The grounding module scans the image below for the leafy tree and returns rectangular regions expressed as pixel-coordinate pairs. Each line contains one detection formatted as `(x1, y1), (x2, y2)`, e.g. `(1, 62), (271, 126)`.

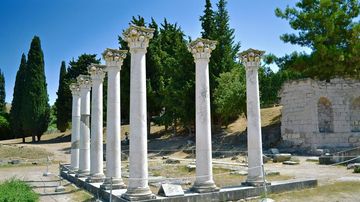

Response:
(0, 69), (6, 113)
(10, 54), (27, 142)
(55, 61), (71, 132)
(22, 36), (50, 142)
(275, 0), (360, 80)
(158, 20), (195, 133)
(214, 65), (246, 125)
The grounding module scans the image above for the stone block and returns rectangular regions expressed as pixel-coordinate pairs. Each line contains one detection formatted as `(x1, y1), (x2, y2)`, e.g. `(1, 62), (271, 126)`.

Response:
(273, 154), (292, 163)
(283, 161), (299, 165)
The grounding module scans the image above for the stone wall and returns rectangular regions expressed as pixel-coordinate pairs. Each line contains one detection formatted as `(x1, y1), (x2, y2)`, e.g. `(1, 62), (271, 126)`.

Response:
(280, 78), (360, 148)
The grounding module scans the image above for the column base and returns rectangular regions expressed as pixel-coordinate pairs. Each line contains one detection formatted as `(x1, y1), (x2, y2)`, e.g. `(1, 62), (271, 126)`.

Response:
(100, 177), (126, 190)
(75, 170), (89, 178)
(85, 173), (105, 183)
(121, 187), (155, 201)
(191, 181), (219, 193)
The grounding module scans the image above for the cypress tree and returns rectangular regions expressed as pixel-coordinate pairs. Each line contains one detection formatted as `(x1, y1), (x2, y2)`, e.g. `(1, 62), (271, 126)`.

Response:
(0, 69), (5, 113)
(200, 0), (216, 39)
(22, 36), (50, 142)
(10, 54), (27, 142)
(55, 61), (71, 132)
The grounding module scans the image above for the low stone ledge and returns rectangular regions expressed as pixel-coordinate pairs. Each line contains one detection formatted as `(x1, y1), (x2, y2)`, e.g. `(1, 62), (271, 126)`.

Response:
(60, 164), (317, 202)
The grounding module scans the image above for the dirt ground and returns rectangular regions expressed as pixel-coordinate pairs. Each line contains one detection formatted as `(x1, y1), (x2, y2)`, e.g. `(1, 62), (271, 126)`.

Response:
(0, 128), (359, 201)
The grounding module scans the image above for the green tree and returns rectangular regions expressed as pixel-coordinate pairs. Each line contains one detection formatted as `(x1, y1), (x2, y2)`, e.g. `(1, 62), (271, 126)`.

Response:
(200, 0), (241, 124)
(200, 0), (216, 39)
(158, 20), (195, 133)
(214, 65), (246, 125)
(22, 36), (50, 142)
(275, 0), (360, 80)
(55, 61), (71, 132)
(10, 54), (27, 142)
(0, 69), (6, 113)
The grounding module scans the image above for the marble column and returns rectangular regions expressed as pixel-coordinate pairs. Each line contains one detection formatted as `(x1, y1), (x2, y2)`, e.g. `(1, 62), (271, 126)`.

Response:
(239, 49), (266, 186)
(100, 49), (128, 190)
(86, 64), (106, 183)
(76, 75), (91, 178)
(122, 25), (155, 201)
(188, 38), (218, 193)
(70, 83), (81, 172)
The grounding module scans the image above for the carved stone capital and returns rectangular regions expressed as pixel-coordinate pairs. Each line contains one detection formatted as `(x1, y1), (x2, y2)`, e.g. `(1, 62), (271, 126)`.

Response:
(88, 64), (106, 82)
(123, 25), (154, 50)
(188, 38), (217, 61)
(102, 48), (128, 69)
(238, 48), (265, 69)
(77, 75), (92, 90)
(69, 83), (80, 96)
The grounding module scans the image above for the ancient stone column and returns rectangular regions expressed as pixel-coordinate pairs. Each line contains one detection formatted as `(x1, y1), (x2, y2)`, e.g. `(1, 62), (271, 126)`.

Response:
(122, 25), (155, 201)
(76, 75), (91, 177)
(239, 49), (266, 186)
(100, 49), (128, 190)
(86, 64), (106, 183)
(70, 83), (81, 172)
(188, 38), (218, 193)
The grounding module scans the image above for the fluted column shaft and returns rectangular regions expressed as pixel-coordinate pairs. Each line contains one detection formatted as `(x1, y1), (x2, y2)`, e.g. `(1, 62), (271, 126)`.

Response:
(101, 48), (127, 190)
(70, 84), (81, 171)
(122, 25), (155, 201)
(77, 75), (91, 177)
(87, 66), (106, 183)
(239, 49), (266, 186)
(189, 38), (218, 193)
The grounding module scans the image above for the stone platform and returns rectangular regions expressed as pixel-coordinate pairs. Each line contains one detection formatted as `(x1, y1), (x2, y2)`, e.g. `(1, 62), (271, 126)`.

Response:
(60, 164), (317, 202)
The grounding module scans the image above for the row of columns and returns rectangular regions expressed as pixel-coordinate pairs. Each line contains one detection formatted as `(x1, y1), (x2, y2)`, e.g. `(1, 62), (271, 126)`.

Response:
(69, 24), (266, 201)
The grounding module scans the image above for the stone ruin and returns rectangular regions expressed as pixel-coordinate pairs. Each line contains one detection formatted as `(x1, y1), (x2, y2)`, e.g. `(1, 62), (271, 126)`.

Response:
(280, 78), (360, 149)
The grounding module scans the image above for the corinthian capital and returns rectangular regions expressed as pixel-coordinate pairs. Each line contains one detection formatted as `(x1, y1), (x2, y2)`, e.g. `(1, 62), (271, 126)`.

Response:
(238, 48), (265, 69)
(102, 48), (128, 69)
(88, 64), (106, 82)
(123, 25), (155, 50)
(77, 75), (92, 90)
(69, 82), (80, 96)
(188, 38), (217, 61)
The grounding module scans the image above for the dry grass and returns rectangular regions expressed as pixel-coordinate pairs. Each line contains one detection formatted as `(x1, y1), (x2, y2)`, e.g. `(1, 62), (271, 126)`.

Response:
(149, 163), (292, 191)
(0, 144), (53, 160)
(253, 181), (360, 202)
(227, 106), (282, 133)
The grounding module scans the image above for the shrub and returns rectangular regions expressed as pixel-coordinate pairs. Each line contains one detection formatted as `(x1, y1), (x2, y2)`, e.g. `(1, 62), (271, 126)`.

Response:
(0, 113), (12, 140)
(354, 166), (360, 173)
(0, 178), (39, 202)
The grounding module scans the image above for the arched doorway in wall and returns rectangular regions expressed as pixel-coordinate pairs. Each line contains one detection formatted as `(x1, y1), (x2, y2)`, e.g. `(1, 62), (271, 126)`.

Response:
(318, 97), (334, 133)
(350, 97), (360, 132)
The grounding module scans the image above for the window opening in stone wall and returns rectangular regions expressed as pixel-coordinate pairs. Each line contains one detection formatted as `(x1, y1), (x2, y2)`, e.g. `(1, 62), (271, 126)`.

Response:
(318, 97), (333, 133)
(350, 97), (360, 132)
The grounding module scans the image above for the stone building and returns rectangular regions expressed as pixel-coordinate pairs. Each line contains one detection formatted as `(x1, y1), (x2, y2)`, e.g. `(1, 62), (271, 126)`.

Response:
(280, 78), (360, 148)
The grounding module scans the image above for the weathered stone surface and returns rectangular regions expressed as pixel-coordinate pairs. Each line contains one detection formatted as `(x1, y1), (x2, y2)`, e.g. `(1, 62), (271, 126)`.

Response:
(347, 163), (360, 169)
(280, 78), (360, 148)
(230, 170), (248, 176)
(186, 164), (196, 172)
(263, 155), (272, 163)
(266, 171), (280, 176)
(273, 154), (291, 162)
(283, 161), (299, 165)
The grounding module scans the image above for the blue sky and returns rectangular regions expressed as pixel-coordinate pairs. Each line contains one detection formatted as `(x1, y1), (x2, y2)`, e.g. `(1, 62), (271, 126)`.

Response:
(0, 0), (309, 105)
